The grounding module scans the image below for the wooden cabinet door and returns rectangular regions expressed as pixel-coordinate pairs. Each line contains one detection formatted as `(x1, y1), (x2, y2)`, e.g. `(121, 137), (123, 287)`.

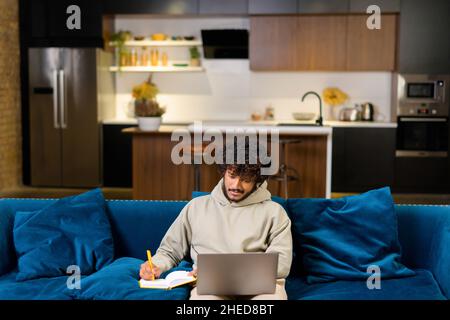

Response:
(250, 16), (298, 70)
(296, 15), (348, 70)
(346, 14), (397, 71)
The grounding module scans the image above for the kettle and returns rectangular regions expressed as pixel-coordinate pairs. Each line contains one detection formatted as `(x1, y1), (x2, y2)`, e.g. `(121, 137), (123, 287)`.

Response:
(361, 102), (374, 121)
(339, 105), (362, 121)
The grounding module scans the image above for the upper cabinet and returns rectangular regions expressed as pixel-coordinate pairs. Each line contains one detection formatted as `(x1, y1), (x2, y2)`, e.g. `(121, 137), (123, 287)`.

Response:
(249, 0), (297, 15)
(250, 16), (298, 70)
(349, 0), (400, 13)
(346, 14), (397, 71)
(103, 0), (198, 15)
(198, 0), (248, 15)
(297, 0), (349, 13)
(398, 0), (450, 74)
(296, 15), (348, 70)
(25, 0), (103, 47)
(250, 14), (398, 71)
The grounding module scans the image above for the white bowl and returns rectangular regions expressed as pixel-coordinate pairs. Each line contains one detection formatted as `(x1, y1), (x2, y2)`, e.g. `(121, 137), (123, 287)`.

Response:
(292, 112), (316, 121)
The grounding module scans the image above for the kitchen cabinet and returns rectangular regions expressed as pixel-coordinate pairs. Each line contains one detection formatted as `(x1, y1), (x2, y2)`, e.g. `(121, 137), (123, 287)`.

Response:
(249, 0), (297, 15)
(102, 124), (136, 188)
(332, 128), (396, 193)
(250, 14), (397, 71)
(250, 16), (298, 70)
(198, 0), (248, 15)
(398, 0), (450, 74)
(297, 0), (349, 13)
(349, 0), (400, 13)
(103, 0), (198, 15)
(26, 0), (103, 47)
(296, 15), (347, 70)
(394, 157), (450, 193)
(346, 14), (397, 71)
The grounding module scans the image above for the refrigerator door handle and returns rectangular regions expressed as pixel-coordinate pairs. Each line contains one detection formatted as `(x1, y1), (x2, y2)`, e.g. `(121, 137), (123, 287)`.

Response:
(59, 69), (67, 129)
(52, 70), (60, 129)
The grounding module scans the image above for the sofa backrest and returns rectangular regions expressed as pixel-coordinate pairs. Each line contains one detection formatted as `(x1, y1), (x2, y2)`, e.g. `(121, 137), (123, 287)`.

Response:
(1, 198), (448, 275)
(0, 198), (188, 269)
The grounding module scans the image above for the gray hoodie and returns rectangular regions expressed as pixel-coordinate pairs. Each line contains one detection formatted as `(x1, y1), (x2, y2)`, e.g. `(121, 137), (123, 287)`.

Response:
(152, 179), (293, 278)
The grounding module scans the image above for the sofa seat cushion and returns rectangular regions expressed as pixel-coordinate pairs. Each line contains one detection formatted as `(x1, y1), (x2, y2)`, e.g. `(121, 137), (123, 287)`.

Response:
(0, 270), (71, 300)
(66, 257), (193, 300)
(286, 269), (445, 300)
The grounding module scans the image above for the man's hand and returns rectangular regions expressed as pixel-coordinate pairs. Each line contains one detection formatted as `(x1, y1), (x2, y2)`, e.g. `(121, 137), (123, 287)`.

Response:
(139, 262), (162, 280)
(187, 268), (197, 278)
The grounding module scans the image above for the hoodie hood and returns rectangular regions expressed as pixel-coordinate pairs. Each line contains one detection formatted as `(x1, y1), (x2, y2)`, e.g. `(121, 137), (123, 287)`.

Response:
(211, 178), (272, 207)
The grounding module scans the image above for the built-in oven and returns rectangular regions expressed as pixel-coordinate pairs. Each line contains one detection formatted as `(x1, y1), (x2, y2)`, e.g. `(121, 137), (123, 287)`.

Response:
(394, 74), (450, 158)
(396, 116), (448, 157)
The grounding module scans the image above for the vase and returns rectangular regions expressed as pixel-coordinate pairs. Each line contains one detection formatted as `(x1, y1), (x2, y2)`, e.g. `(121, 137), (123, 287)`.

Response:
(138, 117), (162, 131)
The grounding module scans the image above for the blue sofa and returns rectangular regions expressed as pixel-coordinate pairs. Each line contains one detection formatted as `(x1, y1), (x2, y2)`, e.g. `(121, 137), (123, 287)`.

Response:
(0, 198), (448, 300)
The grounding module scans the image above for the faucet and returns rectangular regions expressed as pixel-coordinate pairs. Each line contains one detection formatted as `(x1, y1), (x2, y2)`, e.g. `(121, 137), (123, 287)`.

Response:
(301, 91), (323, 126)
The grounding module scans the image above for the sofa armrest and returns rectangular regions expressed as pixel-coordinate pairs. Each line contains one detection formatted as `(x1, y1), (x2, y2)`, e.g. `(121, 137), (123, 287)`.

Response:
(396, 205), (450, 299)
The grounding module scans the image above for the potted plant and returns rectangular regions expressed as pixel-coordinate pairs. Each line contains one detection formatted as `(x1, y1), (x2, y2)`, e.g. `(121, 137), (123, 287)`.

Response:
(189, 46), (201, 67)
(132, 75), (166, 131)
(110, 30), (132, 68)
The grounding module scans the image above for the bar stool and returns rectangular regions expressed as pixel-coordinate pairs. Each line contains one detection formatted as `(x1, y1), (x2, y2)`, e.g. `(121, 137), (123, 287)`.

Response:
(269, 138), (301, 198)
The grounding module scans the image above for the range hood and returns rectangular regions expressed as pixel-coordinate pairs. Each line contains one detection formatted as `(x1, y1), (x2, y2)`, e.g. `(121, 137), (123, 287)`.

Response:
(201, 29), (248, 59)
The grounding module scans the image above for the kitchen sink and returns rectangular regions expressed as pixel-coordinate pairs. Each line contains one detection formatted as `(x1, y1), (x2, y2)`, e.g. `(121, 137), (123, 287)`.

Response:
(277, 123), (321, 127)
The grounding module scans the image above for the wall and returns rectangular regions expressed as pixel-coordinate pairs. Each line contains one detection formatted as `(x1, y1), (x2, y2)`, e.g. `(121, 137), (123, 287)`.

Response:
(0, 0), (22, 190)
(113, 17), (393, 123)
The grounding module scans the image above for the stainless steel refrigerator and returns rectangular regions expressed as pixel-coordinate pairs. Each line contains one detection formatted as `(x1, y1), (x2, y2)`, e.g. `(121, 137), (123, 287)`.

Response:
(28, 48), (111, 187)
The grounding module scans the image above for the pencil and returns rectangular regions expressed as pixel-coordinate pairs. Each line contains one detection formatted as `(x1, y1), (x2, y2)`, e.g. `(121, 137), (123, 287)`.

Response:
(146, 249), (155, 281)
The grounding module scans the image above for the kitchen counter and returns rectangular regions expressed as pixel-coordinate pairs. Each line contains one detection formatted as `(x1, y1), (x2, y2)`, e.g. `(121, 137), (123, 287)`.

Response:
(103, 118), (397, 128)
(124, 124), (332, 200)
(122, 123), (332, 136)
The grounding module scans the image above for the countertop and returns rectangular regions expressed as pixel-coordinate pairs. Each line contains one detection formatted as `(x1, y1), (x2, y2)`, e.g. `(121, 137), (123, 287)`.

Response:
(103, 118), (397, 128)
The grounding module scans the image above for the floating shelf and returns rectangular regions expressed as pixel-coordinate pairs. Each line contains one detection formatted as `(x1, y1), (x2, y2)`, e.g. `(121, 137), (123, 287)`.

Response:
(109, 40), (202, 47)
(109, 65), (204, 73)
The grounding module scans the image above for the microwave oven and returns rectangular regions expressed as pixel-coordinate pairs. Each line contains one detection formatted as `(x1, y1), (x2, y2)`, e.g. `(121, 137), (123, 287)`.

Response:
(393, 74), (450, 117)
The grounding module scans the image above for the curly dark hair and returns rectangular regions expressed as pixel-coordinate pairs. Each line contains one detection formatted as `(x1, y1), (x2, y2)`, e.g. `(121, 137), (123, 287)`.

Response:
(217, 138), (270, 185)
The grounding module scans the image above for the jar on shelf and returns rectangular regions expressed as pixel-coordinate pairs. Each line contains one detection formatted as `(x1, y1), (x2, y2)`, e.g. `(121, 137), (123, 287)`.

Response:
(150, 49), (159, 66)
(120, 50), (129, 66)
(141, 47), (149, 66)
(130, 48), (138, 66)
(161, 52), (168, 66)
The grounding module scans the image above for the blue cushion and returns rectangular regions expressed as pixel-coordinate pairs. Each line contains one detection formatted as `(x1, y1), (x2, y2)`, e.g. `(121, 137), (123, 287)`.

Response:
(288, 187), (415, 284)
(286, 269), (445, 300)
(0, 270), (71, 300)
(13, 188), (115, 281)
(105, 200), (187, 260)
(66, 257), (193, 300)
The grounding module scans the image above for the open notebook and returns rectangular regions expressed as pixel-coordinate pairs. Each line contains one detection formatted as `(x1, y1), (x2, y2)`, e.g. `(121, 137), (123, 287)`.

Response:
(139, 271), (196, 290)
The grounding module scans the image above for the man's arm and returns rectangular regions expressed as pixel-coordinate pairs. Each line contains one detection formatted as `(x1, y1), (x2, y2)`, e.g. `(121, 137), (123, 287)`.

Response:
(151, 204), (193, 274)
(266, 207), (293, 279)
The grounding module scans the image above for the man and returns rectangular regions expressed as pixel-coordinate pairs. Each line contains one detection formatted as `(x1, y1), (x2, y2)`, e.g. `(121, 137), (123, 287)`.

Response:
(139, 143), (293, 300)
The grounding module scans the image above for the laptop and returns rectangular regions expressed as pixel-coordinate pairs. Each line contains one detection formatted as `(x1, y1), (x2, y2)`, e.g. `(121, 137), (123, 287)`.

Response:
(196, 253), (278, 296)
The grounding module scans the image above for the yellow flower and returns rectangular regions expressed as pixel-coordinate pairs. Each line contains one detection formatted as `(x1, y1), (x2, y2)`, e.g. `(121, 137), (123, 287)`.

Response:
(323, 87), (349, 106)
(132, 81), (159, 100)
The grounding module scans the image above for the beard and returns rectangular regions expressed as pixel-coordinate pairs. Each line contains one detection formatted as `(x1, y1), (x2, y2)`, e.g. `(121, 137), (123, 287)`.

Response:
(221, 181), (257, 203)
